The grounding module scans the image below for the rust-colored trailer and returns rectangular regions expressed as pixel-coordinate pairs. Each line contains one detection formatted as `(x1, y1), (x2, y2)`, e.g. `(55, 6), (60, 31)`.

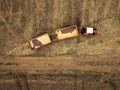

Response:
(55, 25), (79, 40)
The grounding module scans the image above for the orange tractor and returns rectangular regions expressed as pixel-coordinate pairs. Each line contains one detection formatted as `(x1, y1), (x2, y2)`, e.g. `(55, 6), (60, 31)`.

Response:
(81, 26), (99, 36)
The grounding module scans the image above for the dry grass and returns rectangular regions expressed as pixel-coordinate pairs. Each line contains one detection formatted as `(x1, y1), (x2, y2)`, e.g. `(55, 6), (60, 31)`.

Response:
(0, 0), (120, 56)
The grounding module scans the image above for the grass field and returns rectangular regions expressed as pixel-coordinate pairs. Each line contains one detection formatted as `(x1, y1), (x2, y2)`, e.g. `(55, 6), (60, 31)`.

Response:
(0, 0), (120, 89)
(0, 0), (120, 56)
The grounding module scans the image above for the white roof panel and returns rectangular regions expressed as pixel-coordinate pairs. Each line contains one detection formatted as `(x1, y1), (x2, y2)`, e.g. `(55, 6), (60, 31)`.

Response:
(87, 28), (93, 34)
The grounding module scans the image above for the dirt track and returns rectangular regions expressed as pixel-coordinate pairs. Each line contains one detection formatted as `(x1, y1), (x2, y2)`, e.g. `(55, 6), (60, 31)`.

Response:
(0, 56), (120, 90)
(0, 56), (120, 72)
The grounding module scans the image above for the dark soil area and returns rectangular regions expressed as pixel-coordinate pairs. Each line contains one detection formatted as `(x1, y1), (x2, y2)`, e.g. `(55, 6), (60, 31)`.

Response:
(0, 56), (120, 90)
(0, 70), (120, 90)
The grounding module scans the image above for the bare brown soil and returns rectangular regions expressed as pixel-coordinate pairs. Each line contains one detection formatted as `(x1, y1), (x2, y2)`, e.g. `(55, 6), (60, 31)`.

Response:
(0, 56), (120, 72)
(0, 56), (120, 90)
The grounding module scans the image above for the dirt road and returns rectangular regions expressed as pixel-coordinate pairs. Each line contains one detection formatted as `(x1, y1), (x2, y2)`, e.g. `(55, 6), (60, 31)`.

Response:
(0, 56), (120, 72)
(0, 56), (120, 90)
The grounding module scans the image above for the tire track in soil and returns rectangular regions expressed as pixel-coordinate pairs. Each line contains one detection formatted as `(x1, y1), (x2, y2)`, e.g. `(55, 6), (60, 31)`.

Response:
(16, 73), (30, 90)
(102, 0), (112, 17)
(81, 0), (87, 26)
(16, 79), (22, 90)
(103, 80), (117, 90)
(73, 75), (77, 90)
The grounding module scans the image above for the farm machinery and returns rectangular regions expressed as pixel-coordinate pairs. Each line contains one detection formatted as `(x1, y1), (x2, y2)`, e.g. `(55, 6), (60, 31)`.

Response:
(29, 25), (99, 49)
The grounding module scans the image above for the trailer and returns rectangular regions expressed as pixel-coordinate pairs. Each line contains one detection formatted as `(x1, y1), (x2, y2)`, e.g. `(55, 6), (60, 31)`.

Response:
(29, 33), (52, 49)
(55, 25), (79, 40)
